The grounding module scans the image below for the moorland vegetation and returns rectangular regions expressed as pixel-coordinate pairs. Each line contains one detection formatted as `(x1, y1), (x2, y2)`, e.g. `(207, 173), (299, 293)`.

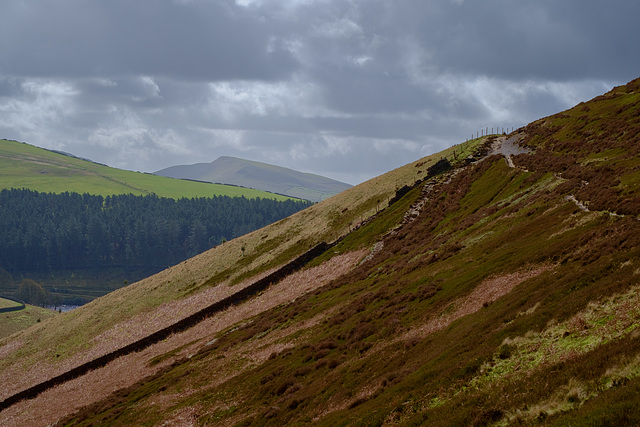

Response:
(1, 78), (640, 426)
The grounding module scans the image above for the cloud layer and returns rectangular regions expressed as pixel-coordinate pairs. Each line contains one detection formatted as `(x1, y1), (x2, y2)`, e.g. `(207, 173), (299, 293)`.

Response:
(1, 0), (638, 184)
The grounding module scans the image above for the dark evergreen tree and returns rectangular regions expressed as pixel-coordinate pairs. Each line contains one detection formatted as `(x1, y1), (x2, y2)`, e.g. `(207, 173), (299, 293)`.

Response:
(0, 189), (312, 280)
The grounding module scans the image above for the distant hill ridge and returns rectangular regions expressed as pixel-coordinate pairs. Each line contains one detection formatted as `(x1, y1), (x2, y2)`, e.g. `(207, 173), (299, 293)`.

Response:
(0, 139), (294, 201)
(4, 78), (640, 426)
(155, 156), (352, 202)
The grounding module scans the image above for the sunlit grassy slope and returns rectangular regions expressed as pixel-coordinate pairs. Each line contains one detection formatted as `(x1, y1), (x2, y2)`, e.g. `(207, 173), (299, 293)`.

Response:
(0, 133), (481, 381)
(0, 139), (294, 200)
(2, 78), (640, 426)
(0, 299), (58, 340)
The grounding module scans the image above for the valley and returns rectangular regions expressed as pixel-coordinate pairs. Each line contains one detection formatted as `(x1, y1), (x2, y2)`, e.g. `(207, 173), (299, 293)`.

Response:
(1, 78), (640, 426)
(0, 140), (312, 307)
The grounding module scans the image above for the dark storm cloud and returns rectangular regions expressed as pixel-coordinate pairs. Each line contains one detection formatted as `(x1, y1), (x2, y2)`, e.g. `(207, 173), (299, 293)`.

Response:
(423, 0), (640, 81)
(0, 0), (638, 184)
(287, 0), (640, 117)
(0, 0), (296, 81)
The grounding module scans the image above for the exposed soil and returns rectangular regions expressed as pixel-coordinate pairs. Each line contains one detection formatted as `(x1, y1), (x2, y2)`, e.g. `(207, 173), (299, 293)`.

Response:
(490, 133), (530, 168)
(0, 250), (366, 427)
(406, 264), (553, 341)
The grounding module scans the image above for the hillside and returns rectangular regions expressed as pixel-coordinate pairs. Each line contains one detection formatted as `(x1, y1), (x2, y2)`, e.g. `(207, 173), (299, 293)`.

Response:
(0, 140), (309, 306)
(0, 139), (293, 201)
(0, 298), (58, 340)
(1, 78), (640, 426)
(155, 156), (352, 202)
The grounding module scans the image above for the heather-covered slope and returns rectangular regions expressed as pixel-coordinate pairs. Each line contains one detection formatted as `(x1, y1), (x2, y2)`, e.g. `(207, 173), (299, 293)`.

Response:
(0, 133), (472, 424)
(1, 78), (640, 426)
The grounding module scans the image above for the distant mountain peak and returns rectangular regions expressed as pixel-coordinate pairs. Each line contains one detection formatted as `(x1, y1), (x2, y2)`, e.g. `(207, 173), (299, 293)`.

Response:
(155, 156), (352, 202)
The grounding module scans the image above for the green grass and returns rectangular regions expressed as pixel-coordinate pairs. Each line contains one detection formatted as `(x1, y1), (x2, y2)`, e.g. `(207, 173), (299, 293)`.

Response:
(79, 142), (640, 426)
(0, 139), (295, 200)
(0, 299), (58, 339)
(0, 298), (21, 310)
(6, 76), (640, 426)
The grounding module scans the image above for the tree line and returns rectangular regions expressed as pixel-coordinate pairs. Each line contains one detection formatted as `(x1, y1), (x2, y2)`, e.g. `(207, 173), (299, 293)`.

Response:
(0, 189), (311, 276)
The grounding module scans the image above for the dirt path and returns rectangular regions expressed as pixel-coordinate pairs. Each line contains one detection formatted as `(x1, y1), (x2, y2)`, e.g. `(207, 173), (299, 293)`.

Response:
(490, 133), (530, 168)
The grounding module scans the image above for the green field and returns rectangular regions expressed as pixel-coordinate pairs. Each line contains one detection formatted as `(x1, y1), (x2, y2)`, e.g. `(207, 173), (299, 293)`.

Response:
(0, 298), (58, 339)
(3, 78), (640, 427)
(0, 298), (21, 310)
(0, 139), (294, 200)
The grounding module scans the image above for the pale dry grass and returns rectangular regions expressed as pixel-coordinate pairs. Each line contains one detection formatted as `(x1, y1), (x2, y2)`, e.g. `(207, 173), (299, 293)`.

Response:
(0, 142), (455, 388)
(0, 268), (275, 401)
(90, 268), (277, 352)
(0, 250), (366, 427)
(0, 340), (23, 359)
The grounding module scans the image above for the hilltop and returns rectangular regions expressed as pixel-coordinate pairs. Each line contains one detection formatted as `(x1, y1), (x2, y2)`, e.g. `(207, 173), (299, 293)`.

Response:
(155, 156), (352, 202)
(0, 139), (294, 201)
(1, 77), (640, 426)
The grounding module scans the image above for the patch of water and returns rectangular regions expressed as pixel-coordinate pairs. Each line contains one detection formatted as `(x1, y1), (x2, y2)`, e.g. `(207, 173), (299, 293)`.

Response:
(45, 304), (81, 312)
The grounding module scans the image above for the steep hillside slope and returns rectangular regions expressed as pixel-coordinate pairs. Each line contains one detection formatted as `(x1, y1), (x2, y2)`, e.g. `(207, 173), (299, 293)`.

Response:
(0, 134), (473, 425)
(155, 156), (353, 202)
(0, 140), (293, 200)
(1, 78), (640, 426)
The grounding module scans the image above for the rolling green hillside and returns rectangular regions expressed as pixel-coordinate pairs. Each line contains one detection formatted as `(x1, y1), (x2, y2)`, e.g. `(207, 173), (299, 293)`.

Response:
(1, 78), (640, 426)
(0, 139), (293, 201)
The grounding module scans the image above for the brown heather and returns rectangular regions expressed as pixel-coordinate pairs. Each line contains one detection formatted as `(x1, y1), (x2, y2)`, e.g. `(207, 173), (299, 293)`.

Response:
(2, 78), (640, 426)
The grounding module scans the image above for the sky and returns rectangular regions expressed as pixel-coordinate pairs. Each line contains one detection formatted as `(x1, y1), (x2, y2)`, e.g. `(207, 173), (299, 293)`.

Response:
(1, 1), (638, 185)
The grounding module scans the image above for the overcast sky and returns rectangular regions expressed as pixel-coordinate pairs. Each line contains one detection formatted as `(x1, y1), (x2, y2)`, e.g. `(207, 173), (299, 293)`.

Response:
(1, 0), (638, 185)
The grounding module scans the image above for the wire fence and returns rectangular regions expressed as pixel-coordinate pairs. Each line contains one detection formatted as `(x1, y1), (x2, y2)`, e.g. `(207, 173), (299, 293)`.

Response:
(467, 127), (516, 142)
